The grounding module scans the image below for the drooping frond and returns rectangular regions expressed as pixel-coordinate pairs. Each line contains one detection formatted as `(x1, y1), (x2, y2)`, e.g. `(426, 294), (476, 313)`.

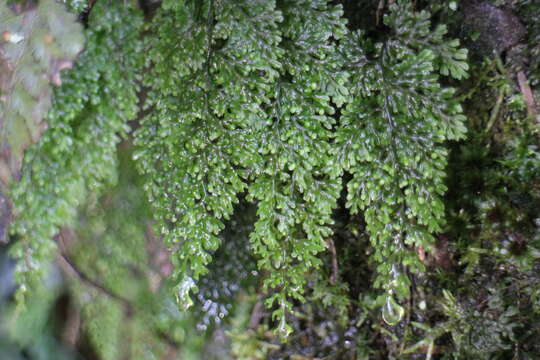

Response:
(336, 0), (467, 312)
(246, 0), (348, 336)
(0, 0), (83, 242)
(10, 0), (142, 302)
(135, 0), (283, 309)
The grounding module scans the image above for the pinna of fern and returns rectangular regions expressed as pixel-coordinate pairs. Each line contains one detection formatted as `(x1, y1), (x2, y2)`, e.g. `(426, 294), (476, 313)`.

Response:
(134, 0), (284, 310)
(10, 0), (143, 302)
(335, 0), (467, 322)
(135, 0), (350, 337)
(246, 0), (348, 337)
(0, 0), (84, 243)
(7, 0), (471, 336)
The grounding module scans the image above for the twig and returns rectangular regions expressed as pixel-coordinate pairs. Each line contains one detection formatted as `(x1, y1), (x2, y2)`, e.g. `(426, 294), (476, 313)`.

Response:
(517, 71), (538, 121)
(249, 297), (265, 329)
(57, 228), (132, 309)
(61, 300), (80, 347)
(485, 86), (505, 134)
(56, 252), (132, 310)
(57, 227), (183, 350)
(57, 252), (182, 349)
(376, 0), (385, 26)
(326, 238), (339, 285)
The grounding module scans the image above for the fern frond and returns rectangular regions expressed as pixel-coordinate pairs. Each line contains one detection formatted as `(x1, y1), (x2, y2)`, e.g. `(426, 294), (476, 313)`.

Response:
(10, 0), (142, 302)
(336, 0), (467, 303)
(0, 0), (84, 242)
(135, 0), (283, 310)
(247, 0), (348, 336)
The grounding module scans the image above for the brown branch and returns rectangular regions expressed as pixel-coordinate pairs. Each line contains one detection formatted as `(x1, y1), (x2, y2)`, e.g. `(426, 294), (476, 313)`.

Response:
(56, 252), (132, 310)
(517, 71), (538, 121)
(376, 0), (385, 26)
(56, 232), (182, 351)
(56, 228), (133, 310)
(486, 86), (505, 134)
(326, 238), (339, 285)
(249, 297), (265, 329)
(61, 301), (81, 348)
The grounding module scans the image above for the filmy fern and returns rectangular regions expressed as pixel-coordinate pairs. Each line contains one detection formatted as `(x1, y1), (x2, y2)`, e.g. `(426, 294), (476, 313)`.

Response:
(9, 0), (469, 336)
(5, 0), (540, 358)
(135, 0), (283, 312)
(136, 0), (351, 335)
(335, 0), (467, 318)
(247, 0), (347, 336)
(10, 0), (142, 302)
(0, 0), (83, 242)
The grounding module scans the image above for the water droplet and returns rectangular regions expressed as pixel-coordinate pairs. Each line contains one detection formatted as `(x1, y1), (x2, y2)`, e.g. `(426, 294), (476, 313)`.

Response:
(382, 295), (404, 326)
(176, 276), (196, 311)
(278, 315), (292, 342)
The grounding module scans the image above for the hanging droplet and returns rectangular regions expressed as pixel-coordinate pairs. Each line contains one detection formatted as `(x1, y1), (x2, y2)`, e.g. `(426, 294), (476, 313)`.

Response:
(277, 314), (292, 342)
(389, 264), (400, 288)
(382, 295), (405, 326)
(176, 276), (196, 311)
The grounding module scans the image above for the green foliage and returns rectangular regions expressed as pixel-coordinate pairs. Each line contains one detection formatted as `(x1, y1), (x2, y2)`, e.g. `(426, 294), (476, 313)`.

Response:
(60, 146), (181, 360)
(10, 0), (142, 302)
(135, 0), (283, 312)
(8, 0), (469, 339)
(405, 289), (519, 359)
(516, 0), (540, 86)
(61, 0), (88, 14)
(0, 0), (83, 241)
(82, 296), (123, 360)
(247, 0), (347, 337)
(5, 279), (61, 348)
(336, 0), (467, 304)
(405, 33), (540, 359)
(136, 0), (348, 335)
(5, 0), (540, 359)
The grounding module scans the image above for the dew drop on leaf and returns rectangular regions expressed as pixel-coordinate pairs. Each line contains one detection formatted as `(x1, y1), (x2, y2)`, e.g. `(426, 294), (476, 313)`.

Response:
(278, 314), (292, 342)
(382, 294), (405, 326)
(176, 276), (196, 311)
